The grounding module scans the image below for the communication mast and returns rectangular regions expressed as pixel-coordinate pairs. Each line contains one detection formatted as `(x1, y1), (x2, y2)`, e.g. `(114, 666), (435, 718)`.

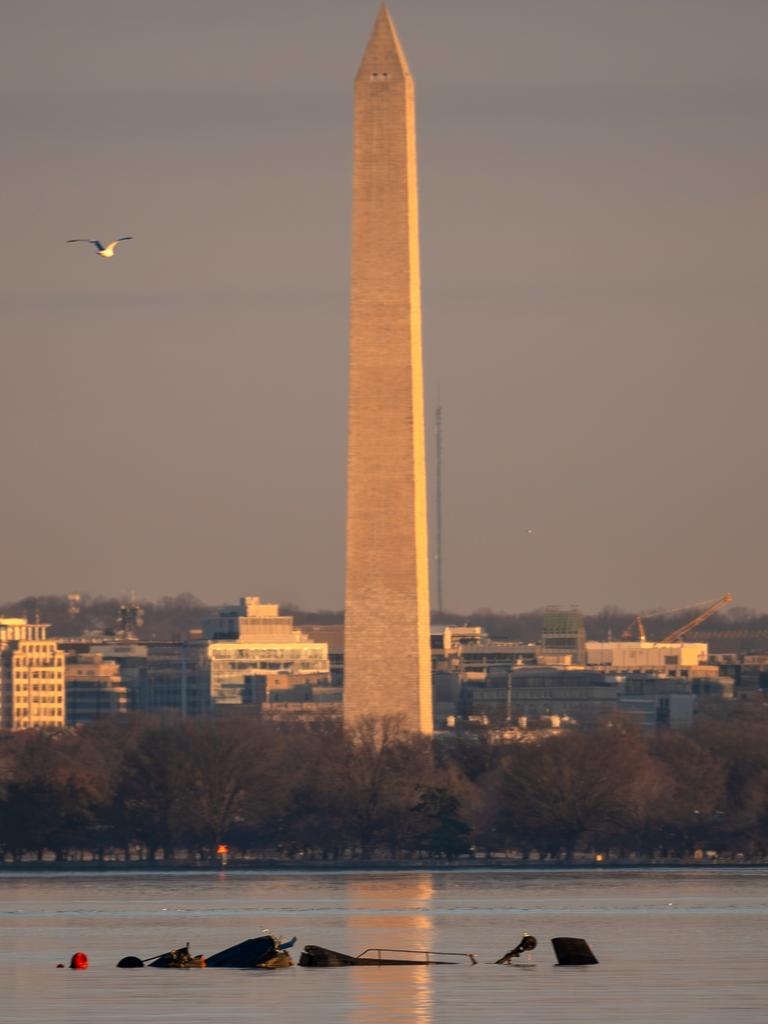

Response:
(435, 398), (444, 613)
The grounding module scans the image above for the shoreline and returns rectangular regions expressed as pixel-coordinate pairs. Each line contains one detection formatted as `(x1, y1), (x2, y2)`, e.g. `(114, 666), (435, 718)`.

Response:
(1, 859), (766, 873)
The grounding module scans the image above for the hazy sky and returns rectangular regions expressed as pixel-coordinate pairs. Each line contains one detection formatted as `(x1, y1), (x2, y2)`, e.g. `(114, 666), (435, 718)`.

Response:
(2, 0), (766, 614)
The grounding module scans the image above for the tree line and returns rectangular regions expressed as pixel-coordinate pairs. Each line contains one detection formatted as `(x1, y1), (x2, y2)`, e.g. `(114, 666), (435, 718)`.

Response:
(1, 701), (768, 864)
(2, 592), (765, 650)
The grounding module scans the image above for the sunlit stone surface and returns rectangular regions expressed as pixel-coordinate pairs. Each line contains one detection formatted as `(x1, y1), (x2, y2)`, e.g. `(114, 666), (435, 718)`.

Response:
(344, 6), (432, 734)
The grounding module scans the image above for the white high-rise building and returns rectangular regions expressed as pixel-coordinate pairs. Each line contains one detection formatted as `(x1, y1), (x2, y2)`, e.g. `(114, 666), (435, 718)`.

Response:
(0, 617), (65, 730)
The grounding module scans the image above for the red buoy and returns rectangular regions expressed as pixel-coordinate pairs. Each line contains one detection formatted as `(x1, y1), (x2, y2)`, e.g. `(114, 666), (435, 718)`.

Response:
(70, 952), (89, 970)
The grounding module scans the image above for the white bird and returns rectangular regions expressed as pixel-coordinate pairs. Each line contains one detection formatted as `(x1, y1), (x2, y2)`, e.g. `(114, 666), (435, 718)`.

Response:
(66, 236), (133, 259)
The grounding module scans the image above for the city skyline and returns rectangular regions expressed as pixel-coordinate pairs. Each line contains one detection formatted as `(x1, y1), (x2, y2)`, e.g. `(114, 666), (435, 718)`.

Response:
(2, 1), (766, 613)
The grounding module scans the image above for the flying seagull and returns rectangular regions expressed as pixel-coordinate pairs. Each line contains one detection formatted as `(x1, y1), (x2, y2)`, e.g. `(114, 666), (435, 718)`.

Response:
(66, 236), (133, 259)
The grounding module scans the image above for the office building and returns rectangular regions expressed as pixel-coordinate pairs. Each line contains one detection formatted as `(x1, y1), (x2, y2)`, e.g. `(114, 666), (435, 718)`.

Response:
(0, 617), (65, 730)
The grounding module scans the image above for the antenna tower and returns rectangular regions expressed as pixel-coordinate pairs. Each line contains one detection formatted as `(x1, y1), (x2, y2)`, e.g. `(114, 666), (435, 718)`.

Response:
(435, 398), (444, 613)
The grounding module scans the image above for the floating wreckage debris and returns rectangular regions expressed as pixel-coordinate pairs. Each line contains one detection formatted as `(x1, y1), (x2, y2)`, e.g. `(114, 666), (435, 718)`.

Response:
(116, 932), (598, 971)
(147, 945), (206, 969)
(115, 956), (145, 969)
(494, 933), (538, 964)
(205, 935), (295, 969)
(300, 933), (598, 969)
(551, 937), (599, 966)
(117, 944), (205, 969)
(117, 933), (295, 970)
(299, 933), (540, 968)
(299, 945), (479, 967)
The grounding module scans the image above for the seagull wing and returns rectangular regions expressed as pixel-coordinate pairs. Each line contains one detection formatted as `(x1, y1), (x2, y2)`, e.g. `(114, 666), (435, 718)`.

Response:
(99, 237), (132, 254)
(66, 239), (101, 247)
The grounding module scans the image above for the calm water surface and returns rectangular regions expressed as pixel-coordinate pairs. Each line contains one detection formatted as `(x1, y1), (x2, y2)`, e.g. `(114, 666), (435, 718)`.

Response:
(0, 869), (765, 1023)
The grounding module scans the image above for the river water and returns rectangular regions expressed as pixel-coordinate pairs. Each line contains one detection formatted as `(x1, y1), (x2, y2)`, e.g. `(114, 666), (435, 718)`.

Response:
(0, 868), (765, 1023)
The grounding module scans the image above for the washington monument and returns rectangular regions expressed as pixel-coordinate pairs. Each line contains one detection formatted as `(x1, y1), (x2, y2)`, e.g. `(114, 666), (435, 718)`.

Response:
(343, 6), (432, 734)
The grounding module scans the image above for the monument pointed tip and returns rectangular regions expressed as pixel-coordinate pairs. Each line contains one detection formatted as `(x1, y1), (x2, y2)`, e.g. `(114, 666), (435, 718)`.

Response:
(357, 4), (411, 80)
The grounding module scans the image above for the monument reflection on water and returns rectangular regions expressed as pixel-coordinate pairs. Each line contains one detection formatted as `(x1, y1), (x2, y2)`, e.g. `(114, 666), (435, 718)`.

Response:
(344, 875), (433, 1024)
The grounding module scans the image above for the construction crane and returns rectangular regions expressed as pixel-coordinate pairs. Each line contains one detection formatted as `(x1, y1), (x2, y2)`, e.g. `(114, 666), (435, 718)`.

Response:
(660, 593), (733, 643)
(621, 615), (648, 642)
(620, 606), (677, 641)
(621, 593), (734, 643)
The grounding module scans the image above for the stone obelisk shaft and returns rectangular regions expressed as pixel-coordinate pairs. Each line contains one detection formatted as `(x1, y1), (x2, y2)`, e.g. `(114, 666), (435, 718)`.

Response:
(344, 6), (432, 734)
